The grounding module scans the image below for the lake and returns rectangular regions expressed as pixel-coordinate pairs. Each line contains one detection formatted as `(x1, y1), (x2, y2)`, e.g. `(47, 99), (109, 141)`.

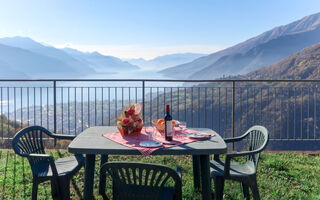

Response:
(0, 69), (186, 112)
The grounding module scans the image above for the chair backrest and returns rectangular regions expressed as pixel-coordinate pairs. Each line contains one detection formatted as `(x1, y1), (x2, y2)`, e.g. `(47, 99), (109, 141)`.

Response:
(12, 126), (53, 172)
(245, 126), (269, 168)
(100, 162), (182, 200)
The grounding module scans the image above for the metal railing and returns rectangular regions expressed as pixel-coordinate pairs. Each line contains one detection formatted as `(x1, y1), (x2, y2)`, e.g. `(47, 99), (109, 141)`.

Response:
(0, 79), (320, 150)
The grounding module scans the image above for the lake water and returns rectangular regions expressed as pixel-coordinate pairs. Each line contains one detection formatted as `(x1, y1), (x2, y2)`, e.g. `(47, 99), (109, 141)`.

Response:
(77, 69), (183, 87)
(85, 69), (170, 79)
(0, 70), (186, 111)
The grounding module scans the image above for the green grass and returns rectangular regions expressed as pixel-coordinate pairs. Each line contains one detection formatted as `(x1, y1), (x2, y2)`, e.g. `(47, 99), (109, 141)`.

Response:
(1, 150), (320, 199)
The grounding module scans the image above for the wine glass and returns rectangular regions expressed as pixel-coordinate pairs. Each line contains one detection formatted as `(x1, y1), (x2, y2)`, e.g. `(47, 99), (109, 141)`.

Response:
(179, 121), (187, 136)
(145, 126), (154, 141)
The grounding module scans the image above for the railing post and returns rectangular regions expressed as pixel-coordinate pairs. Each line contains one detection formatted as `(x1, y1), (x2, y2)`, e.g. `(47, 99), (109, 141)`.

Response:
(232, 80), (235, 151)
(53, 80), (57, 147)
(142, 80), (145, 122)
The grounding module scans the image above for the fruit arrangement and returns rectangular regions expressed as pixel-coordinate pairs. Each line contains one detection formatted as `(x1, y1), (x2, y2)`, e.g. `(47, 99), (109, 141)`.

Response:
(152, 119), (179, 133)
(116, 104), (144, 136)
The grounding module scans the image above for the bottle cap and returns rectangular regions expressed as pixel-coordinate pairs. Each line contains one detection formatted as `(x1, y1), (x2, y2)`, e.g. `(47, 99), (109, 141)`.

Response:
(166, 104), (170, 112)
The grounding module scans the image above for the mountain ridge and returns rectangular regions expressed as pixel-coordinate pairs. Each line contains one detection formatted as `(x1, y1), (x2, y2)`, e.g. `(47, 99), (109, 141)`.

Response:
(0, 43), (83, 78)
(0, 37), (140, 77)
(62, 47), (140, 72)
(126, 53), (206, 70)
(0, 37), (96, 74)
(191, 27), (320, 79)
(160, 12), (320, 79)
(241, 42), (320, 80)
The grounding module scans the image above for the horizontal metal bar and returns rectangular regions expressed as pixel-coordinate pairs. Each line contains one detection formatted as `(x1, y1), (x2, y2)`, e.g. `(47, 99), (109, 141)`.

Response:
(2, 138), (320, 141)
(0, 78), (319, 83)
(0, 137), (56, 140)
(269, 139), (320, 141)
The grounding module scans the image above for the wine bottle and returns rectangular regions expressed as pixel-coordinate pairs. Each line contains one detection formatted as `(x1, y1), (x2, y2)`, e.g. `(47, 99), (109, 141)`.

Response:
(164, 104), (173, 141)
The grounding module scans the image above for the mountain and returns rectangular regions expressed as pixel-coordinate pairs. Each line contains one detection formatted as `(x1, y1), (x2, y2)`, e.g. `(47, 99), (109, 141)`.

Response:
(126, 53), (206, 70)
(63, 48), (140, 73)
(192, 27), (320, 79)
(242, 42), (320, 80)
(228, 43), (320, 150)
(156, 43), (320, 150)
(160, 12), (320, 79)
(0, 43), (84, 78)
(0, 59), (28, 78)
(0, 36), (140, 77)
(0, 37), (95, 74)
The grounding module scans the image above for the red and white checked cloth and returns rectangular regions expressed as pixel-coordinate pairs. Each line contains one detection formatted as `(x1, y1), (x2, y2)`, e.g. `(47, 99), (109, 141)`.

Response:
(102, 127), (214, 156)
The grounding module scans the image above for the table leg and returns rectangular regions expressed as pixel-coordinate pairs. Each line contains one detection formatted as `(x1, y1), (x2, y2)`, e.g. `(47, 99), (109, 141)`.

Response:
(84, 154), (96, 200)
(192, 155), (201, 191)
(200, 155), (212, 200)
(99, 154), (108, 195)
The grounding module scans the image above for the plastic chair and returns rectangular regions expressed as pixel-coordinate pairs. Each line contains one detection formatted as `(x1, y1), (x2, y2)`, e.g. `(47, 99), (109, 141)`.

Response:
(211, 125), (269, 200)
(100, 162), (182, 200)
(12, 126), (84, 200)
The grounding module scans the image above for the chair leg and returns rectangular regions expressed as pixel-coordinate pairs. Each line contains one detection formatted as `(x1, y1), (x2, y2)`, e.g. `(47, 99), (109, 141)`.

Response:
(192, 155), (201, 192)
(51, 179), (59, 200)
(32, 180), (38, 200)
(241, 182), (250, 200)
(99, 154), (108, 195)
(214, 176), (225, 200)
(249, 176), (260, 200)
(57, 177), (71, 200)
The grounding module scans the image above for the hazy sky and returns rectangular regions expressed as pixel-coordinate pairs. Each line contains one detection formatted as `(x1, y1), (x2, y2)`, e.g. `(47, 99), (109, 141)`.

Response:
(0, 0), (319, 59)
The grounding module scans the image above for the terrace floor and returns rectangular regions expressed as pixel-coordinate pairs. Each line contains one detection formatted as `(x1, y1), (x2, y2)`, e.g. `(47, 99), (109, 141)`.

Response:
(0, 150), (320, 199)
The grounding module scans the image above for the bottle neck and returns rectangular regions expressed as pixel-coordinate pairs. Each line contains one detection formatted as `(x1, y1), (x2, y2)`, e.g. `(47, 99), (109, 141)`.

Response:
(166, 105), (170, 114)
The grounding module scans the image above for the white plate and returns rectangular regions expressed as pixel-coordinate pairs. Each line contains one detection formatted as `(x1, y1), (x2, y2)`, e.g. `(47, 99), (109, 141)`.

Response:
(187, 132), (208, 139)
(139, 140), (163, 148)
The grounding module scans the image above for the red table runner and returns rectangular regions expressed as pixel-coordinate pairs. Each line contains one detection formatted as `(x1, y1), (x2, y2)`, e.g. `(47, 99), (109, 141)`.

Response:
(102, 127), (214, 156)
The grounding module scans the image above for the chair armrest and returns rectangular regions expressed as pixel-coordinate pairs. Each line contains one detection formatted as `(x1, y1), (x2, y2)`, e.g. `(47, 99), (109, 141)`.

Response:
(29, 153), (54, 159)
(226, 144), (265, 159)
(224, 135), (245, 143)
(223, 149), (262, 177)
(28, 153), (59, 176)
(176, 167), (182, 179)
(50, 133), (76, 140)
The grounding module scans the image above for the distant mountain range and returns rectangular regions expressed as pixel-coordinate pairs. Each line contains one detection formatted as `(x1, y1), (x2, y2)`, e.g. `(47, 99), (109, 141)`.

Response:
(160, 12), (320, 80)
(125, 53), (206, 70)
(232, 43), (320, 150)
(240, 42), (320, 80)
(2, 11), (320, 80)
(156, 43), (320, 150)
(62, 47), (139, 73)
(0, 37), (139, 78)
(192, 28), (320, 80)
(0, 43), (85, 78)
(0, 36), (208, 78)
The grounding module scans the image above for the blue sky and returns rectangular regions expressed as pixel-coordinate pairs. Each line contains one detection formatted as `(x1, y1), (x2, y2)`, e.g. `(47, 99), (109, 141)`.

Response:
(0, 0), (319, 59)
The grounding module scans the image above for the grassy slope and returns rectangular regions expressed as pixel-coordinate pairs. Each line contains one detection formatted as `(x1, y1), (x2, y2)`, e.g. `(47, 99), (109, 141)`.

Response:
(0, 150), (320, 200)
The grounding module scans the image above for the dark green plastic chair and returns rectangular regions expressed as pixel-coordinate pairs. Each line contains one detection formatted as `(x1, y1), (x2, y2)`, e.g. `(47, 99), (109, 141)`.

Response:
(100, 162), (182, 200)
(211, 125), (269, 200)
(12, 126), (84, 200)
